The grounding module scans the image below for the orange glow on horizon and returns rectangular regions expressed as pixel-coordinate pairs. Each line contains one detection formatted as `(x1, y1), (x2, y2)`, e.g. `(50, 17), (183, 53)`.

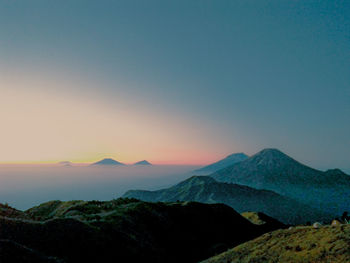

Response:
(0, 71), (240, 165)
(0, 152), (222, 166)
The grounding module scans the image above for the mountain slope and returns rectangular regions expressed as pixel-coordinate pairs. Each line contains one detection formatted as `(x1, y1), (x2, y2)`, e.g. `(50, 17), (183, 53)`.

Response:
(91, 158), (125, 166)
(134, 160), (152, 165)
(1, 199), (271, 263)
(0, 203), (30, 220)
(123, 176), (328, 224)
(195, 153), (248, 174)
(210, 148), (350, 215)
(202, 224), (350, 263)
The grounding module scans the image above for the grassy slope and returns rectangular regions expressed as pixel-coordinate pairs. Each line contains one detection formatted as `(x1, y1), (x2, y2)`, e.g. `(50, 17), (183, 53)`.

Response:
(241, 211), (285, 227)
(202, 224), (350, 263)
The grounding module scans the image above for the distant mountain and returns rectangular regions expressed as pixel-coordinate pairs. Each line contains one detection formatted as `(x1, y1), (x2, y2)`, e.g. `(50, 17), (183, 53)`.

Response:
(195, 153), (248, 174)
(202, 224), (350, 263)
(123, 176), (328, 224)
(134, 160), (152, 165)
(91, 158), (125, 166)
(210, 148), (350, 215)
(2, 199), (277, 263)
(57, 161), (72, 167)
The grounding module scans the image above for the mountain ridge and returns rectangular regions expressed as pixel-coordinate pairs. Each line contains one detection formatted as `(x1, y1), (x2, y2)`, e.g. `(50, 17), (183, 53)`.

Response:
(123, 175), (329, 224)
(210, 148), (350, 215)
(195, 153), (249, 174)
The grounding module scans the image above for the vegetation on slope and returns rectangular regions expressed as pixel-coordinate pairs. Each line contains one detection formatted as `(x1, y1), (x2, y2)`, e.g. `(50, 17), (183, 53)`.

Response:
(241, 212), (285, 227)
(0, 203), (30, 219)
(202, 224), (350, 263)
(0, 198), (276, 263)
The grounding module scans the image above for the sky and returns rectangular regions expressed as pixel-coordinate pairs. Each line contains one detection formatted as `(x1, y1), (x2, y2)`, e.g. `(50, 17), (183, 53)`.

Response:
(0, 0), (349, 169)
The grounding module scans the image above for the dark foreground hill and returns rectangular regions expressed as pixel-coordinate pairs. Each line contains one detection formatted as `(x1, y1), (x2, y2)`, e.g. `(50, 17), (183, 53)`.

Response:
(124, 176), (329, 225)
(0, 199), (280, 263)
(202, 224), (350, 263)
(210, 148), (350, 215)
(0, 240), (62, 263)
(0, 203), (30, 219)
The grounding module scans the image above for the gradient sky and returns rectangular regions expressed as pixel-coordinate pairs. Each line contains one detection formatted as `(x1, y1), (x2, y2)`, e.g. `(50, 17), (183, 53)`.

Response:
(0, 1), (349, 169)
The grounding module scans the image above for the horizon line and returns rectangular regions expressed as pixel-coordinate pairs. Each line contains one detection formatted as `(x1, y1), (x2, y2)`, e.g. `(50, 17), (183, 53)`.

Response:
(0, 161), (205, 166)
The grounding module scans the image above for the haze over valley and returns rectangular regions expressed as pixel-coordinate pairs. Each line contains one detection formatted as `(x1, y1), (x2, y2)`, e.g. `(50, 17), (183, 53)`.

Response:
(0, 164), (199, 210)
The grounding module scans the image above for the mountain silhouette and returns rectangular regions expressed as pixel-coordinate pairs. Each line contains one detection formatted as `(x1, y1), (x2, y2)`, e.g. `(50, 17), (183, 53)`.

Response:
(57, 161), (72, 167)
(134, 160), (152, 165)
(91, 158), (125, 166)
(195, 153), (248, 174)
(210, 148), (350, 215)
(123, 176), (328, 224)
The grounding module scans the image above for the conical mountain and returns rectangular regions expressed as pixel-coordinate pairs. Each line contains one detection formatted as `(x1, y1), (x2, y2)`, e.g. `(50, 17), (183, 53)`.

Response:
(195, 153), (248, 174)
(210, 148), (350, 215)
(91, 158), (125, 166)
(211, 148), (350, 187)
(134, 160), (152, 165)
(211, 149), (321, 186)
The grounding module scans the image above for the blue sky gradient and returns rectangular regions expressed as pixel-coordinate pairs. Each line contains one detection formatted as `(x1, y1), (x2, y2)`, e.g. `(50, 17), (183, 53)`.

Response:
(0, 0), (349, 170)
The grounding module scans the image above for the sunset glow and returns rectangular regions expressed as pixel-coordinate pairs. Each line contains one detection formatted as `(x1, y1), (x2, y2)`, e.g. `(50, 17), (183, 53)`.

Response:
(0, 69), (240, 165)
(0, 0), (348, 169)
